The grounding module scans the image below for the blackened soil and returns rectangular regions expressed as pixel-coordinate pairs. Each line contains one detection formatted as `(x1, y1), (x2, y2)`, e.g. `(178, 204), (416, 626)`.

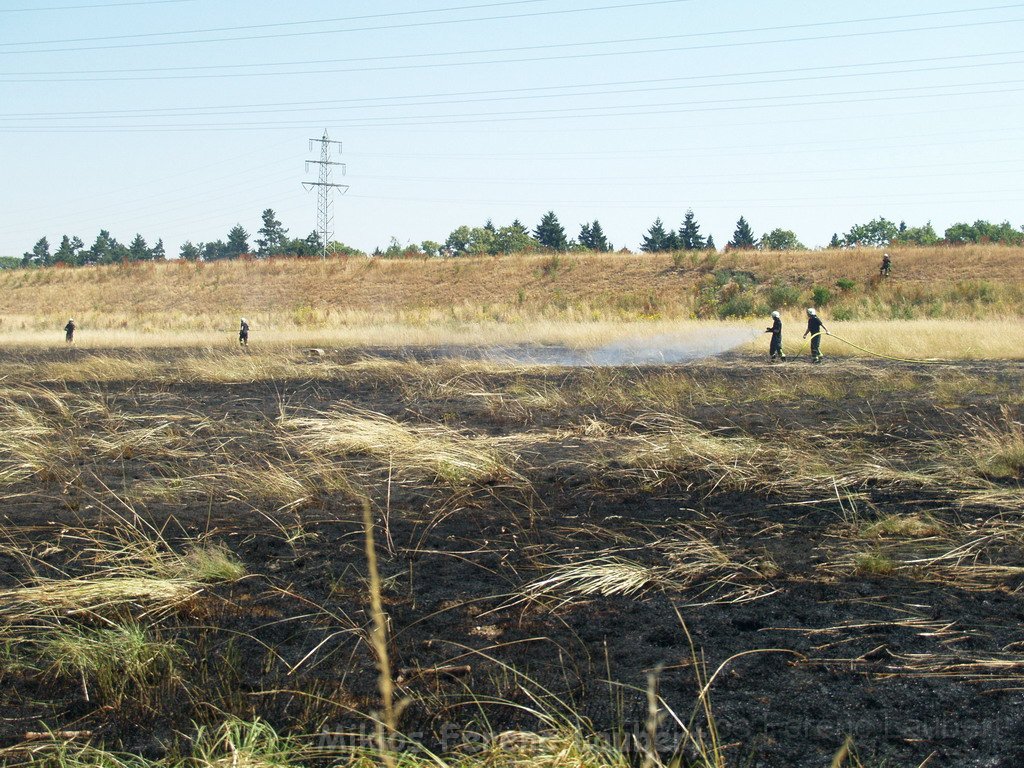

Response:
(0, 348), (1022, 767)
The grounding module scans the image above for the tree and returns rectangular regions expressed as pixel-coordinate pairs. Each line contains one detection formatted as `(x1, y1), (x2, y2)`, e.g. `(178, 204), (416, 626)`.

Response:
(843, 217), (899, 247)
(759, 228), (805, 251)
(828, 233), (843, 249)
(728, 216), (757, 250)
(705, 234), (716, 252)
(22, 236), (51, 267)
(533, 211), (568, 251)
(256, 208), (289, 256)
(83, 230), (124, 265)
(421, 240), (442, 258)
(128, 233), (150, 261)
(893, 222), (938, 246)
(493, 220), (534, 254)
(944, 219), (1024, 245)
(678, 209), (706, 250)
(53, 235), (84, 266)
(202, 240), (228, 261)
(225, 225), (250, 258)
(179, 241), (202, 261)
(445, 225), (488, 256)
(151, 238), (166, 261)
(304, 230), (324, 256)
(640, 217), (672, 252)
(578, 220), (611, 252)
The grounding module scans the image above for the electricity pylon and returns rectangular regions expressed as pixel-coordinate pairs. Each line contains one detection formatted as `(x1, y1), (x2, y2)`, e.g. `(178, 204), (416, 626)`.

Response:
(302, 130), (349, 259)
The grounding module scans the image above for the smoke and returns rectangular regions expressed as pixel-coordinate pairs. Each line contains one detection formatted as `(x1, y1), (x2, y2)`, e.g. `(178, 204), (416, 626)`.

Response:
(476, 328), (761, 367)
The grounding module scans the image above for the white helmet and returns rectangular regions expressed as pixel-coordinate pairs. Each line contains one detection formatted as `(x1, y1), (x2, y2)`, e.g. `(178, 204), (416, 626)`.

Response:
(771, 311), (780, 319)
(241, 318), (247, 323)
(807, 308), (817, 316)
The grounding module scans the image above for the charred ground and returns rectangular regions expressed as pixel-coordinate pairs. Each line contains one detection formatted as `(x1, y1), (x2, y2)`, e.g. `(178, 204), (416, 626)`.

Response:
(0, 347), (1022, 767)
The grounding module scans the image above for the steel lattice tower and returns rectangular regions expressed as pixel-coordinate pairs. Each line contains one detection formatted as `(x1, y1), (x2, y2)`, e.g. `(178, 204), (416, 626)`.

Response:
(303, 130), (349, 259)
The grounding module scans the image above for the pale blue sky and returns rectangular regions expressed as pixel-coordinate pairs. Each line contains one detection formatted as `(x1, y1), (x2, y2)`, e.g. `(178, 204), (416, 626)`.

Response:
(1, 0), (1022, 256)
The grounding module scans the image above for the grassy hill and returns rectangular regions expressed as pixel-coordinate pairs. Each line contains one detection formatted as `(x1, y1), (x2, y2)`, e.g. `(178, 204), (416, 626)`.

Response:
(0, 245), (1021, 356)
(1, 245), (1021, 323)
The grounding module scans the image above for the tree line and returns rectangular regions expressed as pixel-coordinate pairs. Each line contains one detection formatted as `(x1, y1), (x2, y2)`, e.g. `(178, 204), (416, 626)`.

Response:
(15, 208), (1024, 268)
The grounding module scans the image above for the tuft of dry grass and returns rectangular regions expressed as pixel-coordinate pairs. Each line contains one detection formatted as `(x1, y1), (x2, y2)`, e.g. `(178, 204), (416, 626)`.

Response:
(282, 407), (522, 488)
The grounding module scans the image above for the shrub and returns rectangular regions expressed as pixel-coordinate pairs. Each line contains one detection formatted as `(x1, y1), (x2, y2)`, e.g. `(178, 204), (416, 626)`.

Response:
(836, 278), (857, 292)
(718, 293), (755, 318)
(765, 281), (802, 309)
(811, 286), (832, 307)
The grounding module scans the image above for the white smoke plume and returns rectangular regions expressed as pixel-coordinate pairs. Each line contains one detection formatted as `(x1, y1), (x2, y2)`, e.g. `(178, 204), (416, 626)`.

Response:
(478, 327), (761, 367)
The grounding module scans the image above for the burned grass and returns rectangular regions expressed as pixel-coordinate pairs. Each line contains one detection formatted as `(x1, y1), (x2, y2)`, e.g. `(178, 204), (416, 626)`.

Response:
(0, 349), (1022, 766)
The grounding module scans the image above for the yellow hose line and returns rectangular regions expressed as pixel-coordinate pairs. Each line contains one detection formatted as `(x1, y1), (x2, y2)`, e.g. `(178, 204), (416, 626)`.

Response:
(776, 332), (945, 364)
(826, 332), (946, 364)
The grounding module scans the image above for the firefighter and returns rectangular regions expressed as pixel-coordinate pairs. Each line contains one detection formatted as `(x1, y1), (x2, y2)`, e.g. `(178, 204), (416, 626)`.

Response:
(880, 252), (892, 277)
(64, 318), (76, 344)
(803, 308), (829, 363)
(765, 310), (785, 361)
(239, 318), (250, 347)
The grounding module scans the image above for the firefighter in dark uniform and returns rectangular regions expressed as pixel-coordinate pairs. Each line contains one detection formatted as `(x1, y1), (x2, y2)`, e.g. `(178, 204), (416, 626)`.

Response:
(765, 310), (785, 361)
(239, 318), (250, 347)
(64, 318), (76, 344)
(803, 308), (829, 363)
(880, 252), (892, 277)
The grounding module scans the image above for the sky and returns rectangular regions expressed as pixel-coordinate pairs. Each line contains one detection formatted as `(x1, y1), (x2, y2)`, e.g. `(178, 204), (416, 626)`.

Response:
(1, 0), (1023, 257)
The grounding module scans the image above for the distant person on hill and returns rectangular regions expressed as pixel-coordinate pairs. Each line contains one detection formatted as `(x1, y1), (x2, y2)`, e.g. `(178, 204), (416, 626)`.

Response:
(64, 318), (76, 344)
(880, 252), (892, 277)
(239, 318), (249, 347)
(765, 310), (785, 361)
(803, 308), (829, 364)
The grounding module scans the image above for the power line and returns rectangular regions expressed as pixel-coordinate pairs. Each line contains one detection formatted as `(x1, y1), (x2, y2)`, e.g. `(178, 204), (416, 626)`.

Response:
(5, 16), (1022, 82)
(4, 53), (1024, 122)
(0, 0), (194, 12)
(5, 26), (1023, 83)
(0, 0), (550, 42)
(3, 79), (1022, 132)
(0, 0), (694, 53)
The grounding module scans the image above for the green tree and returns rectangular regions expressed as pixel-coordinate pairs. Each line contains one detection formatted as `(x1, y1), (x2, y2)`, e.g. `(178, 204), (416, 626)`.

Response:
(179, 241), (202, 261)
(944, 220), (1024, 245)
(493, 220), (534, 254)
(202, 240), (228, 261)
(84, 230), (123, 265)
(533, 211), (568, 251)
(759, 228), (805, 251)
(327, 241), (364, 257)
(893, 222), (938, 246)
(255, 208), (289, 256)
(304, 230), (324, 256)
(53, 235), (84, 266)
(444, 225), (495, 256)
(678, 209), (706, 250)
(728, 216), (757, 250)
(151, 238), (166, 261)
(421, 240), (442, 258)
(705, 234), (716, 252)
(578, 220), (611, 252)
(828, 233), (843, 249)
(844, 217), (899, 247)
(225, 225), (250, 258)
(128, 233), (150, 261)
(444, 225), (472, 256)
(640, 217), (671, 252)
(22, 236), (51, 267)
